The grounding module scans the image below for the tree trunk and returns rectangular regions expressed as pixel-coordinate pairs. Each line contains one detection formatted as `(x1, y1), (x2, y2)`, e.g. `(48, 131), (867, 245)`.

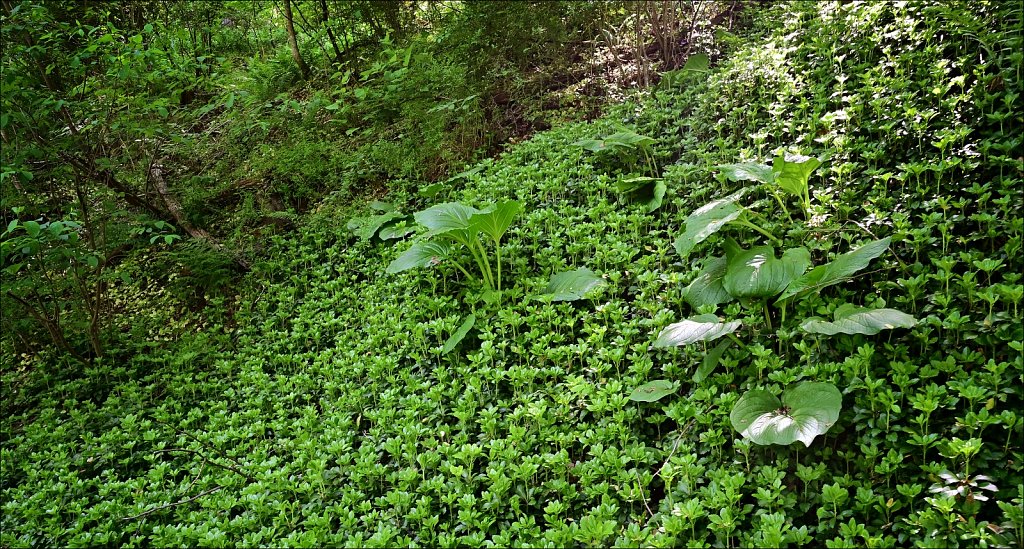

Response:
(319, 0), (345, 66)
(149, 166), (252, 271)
(283, 0), (311, 79)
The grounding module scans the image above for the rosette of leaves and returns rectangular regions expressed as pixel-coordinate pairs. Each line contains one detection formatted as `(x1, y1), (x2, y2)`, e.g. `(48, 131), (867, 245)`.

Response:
(386, 201), (521, 291)
(730, 382), (842, 447)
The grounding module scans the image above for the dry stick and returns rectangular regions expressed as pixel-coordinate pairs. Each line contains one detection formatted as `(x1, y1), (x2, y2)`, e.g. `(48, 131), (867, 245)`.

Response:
(152, 448), (255, 482)
(121, 485), (225, 521)
(148, 417), (255, 481)
(636, 469), (656, 518)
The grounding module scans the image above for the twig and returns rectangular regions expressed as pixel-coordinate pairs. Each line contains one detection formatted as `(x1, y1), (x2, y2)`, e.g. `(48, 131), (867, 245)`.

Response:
(153, 448), (254, 482)
(121, 485), (224, 521)
(636, 469), (655, 518)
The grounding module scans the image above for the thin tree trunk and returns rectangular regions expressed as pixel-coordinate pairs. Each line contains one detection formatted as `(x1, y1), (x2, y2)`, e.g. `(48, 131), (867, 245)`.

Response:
(283, 0), (311, 79)
(319, 0), (345, 66)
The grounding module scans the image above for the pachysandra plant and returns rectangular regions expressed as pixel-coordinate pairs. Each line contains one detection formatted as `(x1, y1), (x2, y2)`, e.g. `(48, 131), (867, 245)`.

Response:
(386, 200), (522, 292)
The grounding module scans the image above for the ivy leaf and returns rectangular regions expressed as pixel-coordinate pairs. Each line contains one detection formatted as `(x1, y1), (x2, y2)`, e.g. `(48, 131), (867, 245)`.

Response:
(628, 379), (676, 402)
(442, 314), (476, 355)
(539, 268), (608, 301)
(730, 382), (842, 447)
(654, 314), (741, 347)
(673, 189), (746, 258)
(723, 243), (811, 299)
(801, 305), (917, 335)
(386, 241), (452, 273)
(776, 237), (891, 304)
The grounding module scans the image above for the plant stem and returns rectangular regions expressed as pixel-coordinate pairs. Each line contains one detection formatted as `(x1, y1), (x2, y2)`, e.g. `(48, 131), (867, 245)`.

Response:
(733, 218), (782, 245)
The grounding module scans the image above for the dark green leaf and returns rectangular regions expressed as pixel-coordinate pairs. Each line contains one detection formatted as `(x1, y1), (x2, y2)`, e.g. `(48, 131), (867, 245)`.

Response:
(442, 314), (476, 355)
(776, 238), (891, 304)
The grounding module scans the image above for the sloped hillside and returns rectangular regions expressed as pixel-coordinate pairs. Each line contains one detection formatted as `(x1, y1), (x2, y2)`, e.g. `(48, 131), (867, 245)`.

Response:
(2, 1), (1021, 546)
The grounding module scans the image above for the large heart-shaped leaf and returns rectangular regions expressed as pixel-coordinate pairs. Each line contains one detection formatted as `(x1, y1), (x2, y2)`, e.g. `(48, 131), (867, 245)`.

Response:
(628, 379), (677, 402)
(617, 177), (667, 213)
(414, 202), (486, 234)
(616, 176), (659, 193)
(470, 200), (521, 243)
(723, 242), (811, 299)
(775, 237), (891, 304)
(654, 314), (741, 348)
(604, 130), (657, 149)
(673, 190), (746, 258)
(730, 382), (842, 447)
(801, 304), (917, 335)
(718, 162), (774, 185)
(539, 268), (608, 301)
(682, 256), (733, 309)
(772, 153), (823, 197)
(442, 314), (476, 355)
(386, 241), (452, 273)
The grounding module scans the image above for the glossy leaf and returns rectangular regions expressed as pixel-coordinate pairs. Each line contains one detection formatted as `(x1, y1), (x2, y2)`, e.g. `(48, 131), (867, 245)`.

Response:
(628, 379), (676, 402)
(442, 314), (476, 355)
(723, 243), (811, 298)
(414, 202), (486, 234)
(772, 153), (823, 197)
(673, 190), (746, 258)
(540, 268), (607, 301)
(730, 382), (842, 447)
(386, 241), (452, 273)
(470, 200), (521, 243)
(682, 256), (733, 309)
(718, 162), (773, 185)
(654, 314), (741, 347)
(694, 340), (732, 384)
(801, 304), (917, 335)
(776, 237), (891, 304)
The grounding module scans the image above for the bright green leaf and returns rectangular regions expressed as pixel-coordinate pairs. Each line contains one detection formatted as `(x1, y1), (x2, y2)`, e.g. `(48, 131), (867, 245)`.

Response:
(718, 162), (774, 185)
(801, 305), (917, 335)
(730, 382), (842, 447)
(442, 314), (476, 355)
(655, 314), (741, 347)
(386, 241), (452, 274)
(540, 268), (608, 301)
(776, 237), (891, 304)
(723, 244), (811, 298)
(673, 190), (746, 258)
(628, 379), (676, 402)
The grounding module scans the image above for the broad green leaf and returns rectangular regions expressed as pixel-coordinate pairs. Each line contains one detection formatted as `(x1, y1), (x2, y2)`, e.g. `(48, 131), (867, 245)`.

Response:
(414, 202), (485, 233)
(386, 241), (452, 274)
(683, 256), (733, 309)
(718, 162), (774, 185)
(5, 219), (17, 234)
(572, 138), (609, 153)
(801, 305), (917, 335)
(540, 268), (608, 301)
(723, 244), (811, 298)
(628, 379), (676, 402)
(377, 221), (416, 240)
(730, 382), (842, 447)
(654, 314), (741, 347)
(442, 314), (476, 355)
(418, 182), (444, 197)
(370, 201), (395, 212)
(694, 340), (732, 384)
(775, 237), (891, 304)
(24, 220), (40, 237)
(681, 53), (710, 72)
(772, 153), (822, 197)
(616, 176), (659, 193)
(645, 180), (667, 213)
(604, 130), (656, 149)
(470, 200), (521, 243)
(348, 211), (405, 240)
(673, 189), (746, 258)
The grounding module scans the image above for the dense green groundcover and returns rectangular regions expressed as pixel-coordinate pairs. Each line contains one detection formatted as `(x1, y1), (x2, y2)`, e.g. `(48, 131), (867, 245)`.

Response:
(2, 0), (1022, 546)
